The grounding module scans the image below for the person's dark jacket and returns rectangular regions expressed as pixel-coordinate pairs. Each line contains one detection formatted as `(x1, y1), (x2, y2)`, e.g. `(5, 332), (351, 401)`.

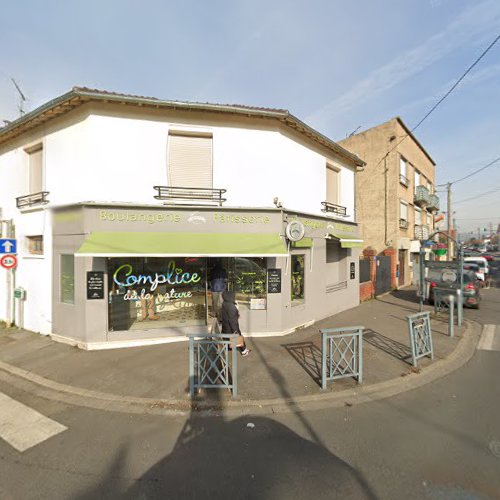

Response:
(221, 291), (241, 334)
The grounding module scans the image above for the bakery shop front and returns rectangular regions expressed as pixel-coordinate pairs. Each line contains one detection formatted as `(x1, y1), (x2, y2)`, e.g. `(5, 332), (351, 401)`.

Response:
(51, 203), (361, 349)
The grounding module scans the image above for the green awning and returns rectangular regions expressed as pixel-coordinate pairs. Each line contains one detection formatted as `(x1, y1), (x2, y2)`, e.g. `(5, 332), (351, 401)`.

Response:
(339, 239), (364, 248)
(76, 232), (288, 257)
(291, 237), (313, 248)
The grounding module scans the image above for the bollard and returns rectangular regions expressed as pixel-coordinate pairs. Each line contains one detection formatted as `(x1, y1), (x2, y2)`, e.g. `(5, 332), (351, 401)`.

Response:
(448, 294), (455, 337)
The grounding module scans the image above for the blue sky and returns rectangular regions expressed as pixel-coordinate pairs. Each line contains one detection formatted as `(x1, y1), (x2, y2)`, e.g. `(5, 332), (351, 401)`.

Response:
(1, 0), (499, 237)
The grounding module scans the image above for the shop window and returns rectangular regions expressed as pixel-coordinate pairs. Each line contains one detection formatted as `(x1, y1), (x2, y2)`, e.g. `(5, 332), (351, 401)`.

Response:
(60, 254), (75, 304)
(26, 235), (43, 255)
(108, 257), (207, 332)
(291, 254), (305, 303)
(167, 132), (213, 188)
(26, 144), (43, 194)
(225, 257), (267, 309)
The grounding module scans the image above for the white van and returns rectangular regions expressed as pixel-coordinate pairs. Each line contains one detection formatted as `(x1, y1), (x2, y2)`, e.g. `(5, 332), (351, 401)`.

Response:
(464, 257), (489, 277)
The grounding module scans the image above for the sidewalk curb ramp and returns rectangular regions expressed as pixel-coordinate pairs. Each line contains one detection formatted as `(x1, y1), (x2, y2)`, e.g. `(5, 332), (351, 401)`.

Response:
(0, 320), (481, 417)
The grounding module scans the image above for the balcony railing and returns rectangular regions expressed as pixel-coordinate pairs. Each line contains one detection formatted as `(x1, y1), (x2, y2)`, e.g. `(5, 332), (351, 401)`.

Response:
(16, 191), (50, 209)
(321, 201), (348, 217)
(414, 225), (430, 241)
(414, 185), (430, 207)
(399, 174), (410, 187)
(154, 186), (227, 206)
(399, 218), (408, 229)
(427, 194), (440, 212)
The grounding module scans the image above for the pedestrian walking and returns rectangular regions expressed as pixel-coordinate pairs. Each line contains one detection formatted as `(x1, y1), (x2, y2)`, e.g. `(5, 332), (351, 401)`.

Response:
(220, 291), (250, 356)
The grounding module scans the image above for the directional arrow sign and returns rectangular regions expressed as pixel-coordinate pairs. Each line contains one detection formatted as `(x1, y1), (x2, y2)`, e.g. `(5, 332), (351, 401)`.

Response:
(0, 239), (17, 254)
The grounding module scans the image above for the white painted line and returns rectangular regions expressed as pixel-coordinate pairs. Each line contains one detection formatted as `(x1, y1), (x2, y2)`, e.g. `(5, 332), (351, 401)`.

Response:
(0, 392), (67, 452)
(477, 325), (497, 351)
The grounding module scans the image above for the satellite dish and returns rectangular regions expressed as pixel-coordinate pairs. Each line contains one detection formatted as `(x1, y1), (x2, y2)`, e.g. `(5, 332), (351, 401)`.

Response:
(285, 220), (305, 242)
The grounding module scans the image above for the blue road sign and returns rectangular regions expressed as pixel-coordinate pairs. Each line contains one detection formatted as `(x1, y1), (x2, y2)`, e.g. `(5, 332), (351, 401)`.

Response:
(0, 239), (17, 254)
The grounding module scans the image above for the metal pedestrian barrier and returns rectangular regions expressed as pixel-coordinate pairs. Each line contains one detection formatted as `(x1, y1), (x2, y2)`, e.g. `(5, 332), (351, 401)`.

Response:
(320, 326), (364, 389)
(188, 333), (239, 397)
(407, 312), (434, 367)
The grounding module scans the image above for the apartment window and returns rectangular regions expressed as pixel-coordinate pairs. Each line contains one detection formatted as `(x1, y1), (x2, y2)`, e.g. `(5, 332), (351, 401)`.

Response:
(399, 157), (410, 187)
(414, 207), (422, 226)
(414, 169), (420, 194)
(399, 201), (408, 228)
(60, 255), (75, 304)
(167, 132), (213, 188)
(26, 144), (43, 194)
(26, 235), (44, 255)
(326, 164), (340, 205)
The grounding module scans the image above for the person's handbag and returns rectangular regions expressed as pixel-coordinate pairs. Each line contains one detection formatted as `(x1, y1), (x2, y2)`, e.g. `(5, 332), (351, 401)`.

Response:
(231, 333), (245, 349)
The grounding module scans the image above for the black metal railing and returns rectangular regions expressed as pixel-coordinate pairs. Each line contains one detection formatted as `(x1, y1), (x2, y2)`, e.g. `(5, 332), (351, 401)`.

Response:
(399, 174), (410, 187)
(16, 191), (50, 209)
(154, 186), (227, 206)
(399, 218), (409, 229)
(321, 201), (348, 217)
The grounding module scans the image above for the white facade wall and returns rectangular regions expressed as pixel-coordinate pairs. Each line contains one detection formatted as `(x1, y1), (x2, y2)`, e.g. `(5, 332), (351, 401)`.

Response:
(43, 113), (357, 219)
(0, 109), (357, 332)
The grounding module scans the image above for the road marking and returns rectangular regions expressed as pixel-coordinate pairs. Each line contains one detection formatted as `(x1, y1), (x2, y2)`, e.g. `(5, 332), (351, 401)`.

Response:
(477, 325), (499, 351)
(0, 392), (67, 452)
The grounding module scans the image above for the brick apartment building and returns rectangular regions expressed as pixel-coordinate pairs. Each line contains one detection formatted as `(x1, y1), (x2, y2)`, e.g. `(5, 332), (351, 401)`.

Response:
(339, 117), (439, 292)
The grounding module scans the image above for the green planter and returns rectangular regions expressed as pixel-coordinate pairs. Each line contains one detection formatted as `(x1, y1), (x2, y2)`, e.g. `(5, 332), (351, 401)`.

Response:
(433, 247), (447, 256)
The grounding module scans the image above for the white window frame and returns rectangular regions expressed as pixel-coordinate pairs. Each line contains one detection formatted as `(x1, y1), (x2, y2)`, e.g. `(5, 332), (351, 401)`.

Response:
(326, 164), (341, 205)
(414, 207), (422, 226)
(25, 143), (43, 194)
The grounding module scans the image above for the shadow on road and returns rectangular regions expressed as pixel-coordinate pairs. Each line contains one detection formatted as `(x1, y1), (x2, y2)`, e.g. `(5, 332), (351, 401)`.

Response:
(363, 329), (412, 365)
(73, 341), (378, 500)
(282, 341), (322, 387)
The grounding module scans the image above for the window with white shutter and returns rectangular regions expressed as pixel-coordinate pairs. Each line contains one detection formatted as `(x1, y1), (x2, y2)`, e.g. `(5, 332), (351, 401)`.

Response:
(26, 144), (43, 194)
(326, 165), (340, 205)
(167, 132), (213, 188)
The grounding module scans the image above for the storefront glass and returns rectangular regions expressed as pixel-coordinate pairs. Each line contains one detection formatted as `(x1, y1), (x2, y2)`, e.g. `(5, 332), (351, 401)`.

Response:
(291, 254), (305, 303)
(108, 257), (207, 331)
(107, 256), (268, 332)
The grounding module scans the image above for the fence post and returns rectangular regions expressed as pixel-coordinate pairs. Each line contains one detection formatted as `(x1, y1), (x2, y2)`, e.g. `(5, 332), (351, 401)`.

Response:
(448, 294), (455, 338)
(189, 336), (195, 397)
(321, 331), (327, 390)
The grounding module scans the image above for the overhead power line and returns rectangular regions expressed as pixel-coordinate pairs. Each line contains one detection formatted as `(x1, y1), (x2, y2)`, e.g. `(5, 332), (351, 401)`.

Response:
(371, 33), (500, 171)
(437, 156), (500, 186)
(411, 33), (500, 135)
(454, 185), (500, 205)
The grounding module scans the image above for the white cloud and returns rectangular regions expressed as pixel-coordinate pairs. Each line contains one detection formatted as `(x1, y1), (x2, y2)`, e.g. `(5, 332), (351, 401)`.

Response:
(306, 0), (500, 129)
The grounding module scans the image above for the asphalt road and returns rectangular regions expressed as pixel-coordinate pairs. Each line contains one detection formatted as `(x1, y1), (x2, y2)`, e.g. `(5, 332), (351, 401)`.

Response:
(0, 257), (499, 499)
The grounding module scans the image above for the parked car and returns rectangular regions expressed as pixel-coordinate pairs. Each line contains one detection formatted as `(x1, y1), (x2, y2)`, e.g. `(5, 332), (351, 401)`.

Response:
(481, 253), (494, 262)
(462, 262), (485, 283)
(464, 256), (489, 276)
(428, 270), (481, 309)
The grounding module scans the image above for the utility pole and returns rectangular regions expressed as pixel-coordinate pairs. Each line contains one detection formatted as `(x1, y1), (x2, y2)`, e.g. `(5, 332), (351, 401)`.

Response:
(447, 183), (452, 257)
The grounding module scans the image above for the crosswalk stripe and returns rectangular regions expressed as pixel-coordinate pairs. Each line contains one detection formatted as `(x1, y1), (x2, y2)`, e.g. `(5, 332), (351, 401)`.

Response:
(477, 325), (499, 351)
(0, 392), (67, 452)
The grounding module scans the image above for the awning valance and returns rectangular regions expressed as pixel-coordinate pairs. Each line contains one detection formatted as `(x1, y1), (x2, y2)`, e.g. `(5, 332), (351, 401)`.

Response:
(339, 238), (364, 248)
(76, 232), (288, 257)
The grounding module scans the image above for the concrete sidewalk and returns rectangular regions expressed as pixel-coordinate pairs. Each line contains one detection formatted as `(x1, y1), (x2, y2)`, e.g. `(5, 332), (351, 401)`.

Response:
(0, 289), (476, 413)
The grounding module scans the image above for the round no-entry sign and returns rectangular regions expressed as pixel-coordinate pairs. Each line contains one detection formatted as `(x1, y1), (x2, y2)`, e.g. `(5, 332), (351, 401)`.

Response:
(0, 254), (18, 269)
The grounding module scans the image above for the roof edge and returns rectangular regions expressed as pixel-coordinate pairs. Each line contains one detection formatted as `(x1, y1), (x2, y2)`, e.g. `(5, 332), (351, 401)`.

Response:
(0, 87), (365, 167)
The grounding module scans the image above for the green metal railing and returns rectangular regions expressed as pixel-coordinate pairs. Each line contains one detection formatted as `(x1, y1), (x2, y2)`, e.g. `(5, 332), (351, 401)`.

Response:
(188, 333), (238, 397)
(320, 326), (364, 389)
